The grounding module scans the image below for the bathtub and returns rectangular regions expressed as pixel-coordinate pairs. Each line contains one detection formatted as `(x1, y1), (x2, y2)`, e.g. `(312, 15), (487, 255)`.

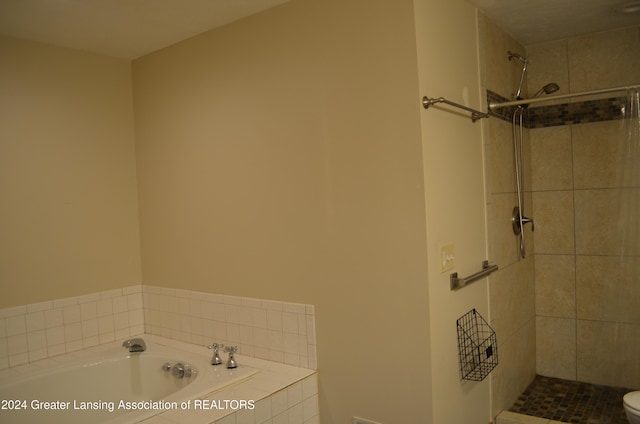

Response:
(0, 337), (258, 424)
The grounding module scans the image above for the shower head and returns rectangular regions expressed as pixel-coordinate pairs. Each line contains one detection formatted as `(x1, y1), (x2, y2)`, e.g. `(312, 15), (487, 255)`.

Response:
(533, 83), (560, 98)
(508, 51), (528, 63)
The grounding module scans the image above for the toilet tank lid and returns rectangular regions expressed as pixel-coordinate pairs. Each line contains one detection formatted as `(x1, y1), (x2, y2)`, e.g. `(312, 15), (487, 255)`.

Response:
(624, 391), (640, 409)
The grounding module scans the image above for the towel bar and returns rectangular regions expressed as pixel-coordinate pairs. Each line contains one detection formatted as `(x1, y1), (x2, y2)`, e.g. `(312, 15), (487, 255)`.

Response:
(422, 95), (489, 123)
(450, 260), (498, 290)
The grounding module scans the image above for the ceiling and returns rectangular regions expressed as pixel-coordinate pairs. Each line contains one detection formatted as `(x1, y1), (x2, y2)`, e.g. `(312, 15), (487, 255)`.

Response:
(466, 0), (640, 46)
(0, 0), (638, 59)
(0, 0), (292, 59)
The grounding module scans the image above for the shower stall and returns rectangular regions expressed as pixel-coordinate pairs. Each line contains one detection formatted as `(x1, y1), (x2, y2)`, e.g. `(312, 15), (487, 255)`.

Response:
(479, 17), (640, 421)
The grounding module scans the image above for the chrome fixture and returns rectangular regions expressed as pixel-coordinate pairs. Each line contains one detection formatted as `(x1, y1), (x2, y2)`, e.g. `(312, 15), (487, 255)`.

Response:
(490, 84), (640, 109)
(122, 338), (146, 353)
(224, 345), (238, 369)
(450, 260), (499, 291)
(507, 51), (528, 63)
(512, 95), (529, 259)
(422, 95), (489, 122)
(510, 78), (557, 258)
(507, 52), (560, 101)
(533, 82), (560, 98)
(207, 343), (224, 366)
(512, 206), (534, 235)
(162, 362), (196, 379)
(422, 53), (514, 122)
(508, 51), (528, 99)
(507, 51), (558, 258)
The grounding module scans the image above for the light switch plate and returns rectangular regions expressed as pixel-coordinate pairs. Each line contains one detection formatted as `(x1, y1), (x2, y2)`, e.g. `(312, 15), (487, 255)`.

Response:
(440, 243), (455, 272)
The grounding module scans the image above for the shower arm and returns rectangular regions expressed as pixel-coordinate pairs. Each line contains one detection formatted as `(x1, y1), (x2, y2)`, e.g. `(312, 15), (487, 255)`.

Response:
(490, 84), (640, 109)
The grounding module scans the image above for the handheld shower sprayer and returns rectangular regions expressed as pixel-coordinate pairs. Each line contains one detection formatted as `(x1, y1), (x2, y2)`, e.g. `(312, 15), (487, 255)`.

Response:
(533, 82), (560, 98)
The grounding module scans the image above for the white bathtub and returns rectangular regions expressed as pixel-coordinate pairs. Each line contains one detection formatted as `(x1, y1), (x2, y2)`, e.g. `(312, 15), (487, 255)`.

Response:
(0, 337), (258, 424)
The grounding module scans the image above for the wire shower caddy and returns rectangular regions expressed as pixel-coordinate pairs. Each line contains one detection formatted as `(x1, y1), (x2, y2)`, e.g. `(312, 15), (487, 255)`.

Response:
(456, 308), (498, 381)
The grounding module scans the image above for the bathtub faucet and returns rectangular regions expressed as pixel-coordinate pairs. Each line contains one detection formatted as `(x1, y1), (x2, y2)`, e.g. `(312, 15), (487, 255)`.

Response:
(122, 338), (146, 353)
(224, 345), (238, 369)
(207, 343), (224, 365)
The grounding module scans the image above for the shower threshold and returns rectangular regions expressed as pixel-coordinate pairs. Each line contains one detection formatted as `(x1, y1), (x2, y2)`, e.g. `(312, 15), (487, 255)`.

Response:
(498, 375), (632, 424)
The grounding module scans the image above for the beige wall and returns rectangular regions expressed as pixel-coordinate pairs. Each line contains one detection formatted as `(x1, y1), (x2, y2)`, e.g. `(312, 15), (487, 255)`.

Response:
(414, 3), (492, 424)
(2, 5), (637, 423)
(0, 36), (141, 308)
(1, 0), (497, 421)
(529, 26), (640, 389)
(133, 0), (433, 422)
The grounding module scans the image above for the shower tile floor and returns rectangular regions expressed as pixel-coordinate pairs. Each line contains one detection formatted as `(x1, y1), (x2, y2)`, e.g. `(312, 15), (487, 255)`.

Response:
(509, 375), (633, 424)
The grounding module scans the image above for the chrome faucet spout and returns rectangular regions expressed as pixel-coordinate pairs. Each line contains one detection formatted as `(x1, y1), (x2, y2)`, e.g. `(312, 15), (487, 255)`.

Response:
(122, 338), (146, 353)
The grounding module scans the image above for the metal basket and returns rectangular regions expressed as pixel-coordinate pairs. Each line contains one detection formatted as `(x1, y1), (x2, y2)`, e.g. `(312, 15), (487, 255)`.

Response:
(456, 308), (498, 381)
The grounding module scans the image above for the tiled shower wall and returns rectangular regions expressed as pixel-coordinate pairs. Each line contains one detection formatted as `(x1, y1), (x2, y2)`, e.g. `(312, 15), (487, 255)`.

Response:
(528, 26), (640, 390)
(0, 285), (317, 372)
(479, 14), (640, 417)
(479, 12), (537, 418)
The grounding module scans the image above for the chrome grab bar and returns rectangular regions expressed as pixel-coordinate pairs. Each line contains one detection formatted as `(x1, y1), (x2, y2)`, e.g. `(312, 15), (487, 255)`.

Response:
(450, 260), (498, 291)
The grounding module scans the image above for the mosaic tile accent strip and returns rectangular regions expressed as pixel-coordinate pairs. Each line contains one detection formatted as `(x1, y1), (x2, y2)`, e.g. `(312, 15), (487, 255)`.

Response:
(510, 375), (633, 424)
(487, 90), (525, 125)
(528, 97), (628, 128)
(487, 90), (629, 128)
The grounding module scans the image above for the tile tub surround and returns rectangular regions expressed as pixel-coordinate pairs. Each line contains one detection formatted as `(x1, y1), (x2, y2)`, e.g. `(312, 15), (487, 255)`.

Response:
(0, 285), (145, 369)
(0, 285), (317, 372)
(0, 334), (319, 424)
(141, 286), (317, 370)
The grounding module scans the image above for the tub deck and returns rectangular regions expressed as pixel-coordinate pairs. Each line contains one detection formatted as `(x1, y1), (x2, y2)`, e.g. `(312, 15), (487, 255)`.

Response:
(0, 334), (316, 424)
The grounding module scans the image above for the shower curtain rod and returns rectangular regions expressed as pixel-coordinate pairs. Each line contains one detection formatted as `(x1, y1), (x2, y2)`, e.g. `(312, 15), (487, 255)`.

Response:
(489, 84), (640, 109)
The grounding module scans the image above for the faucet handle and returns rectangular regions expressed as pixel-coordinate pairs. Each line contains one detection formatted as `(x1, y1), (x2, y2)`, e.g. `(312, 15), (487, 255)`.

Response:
(207, 343), (224, 365)
(207, 342), (224, 350)
(521, 215), (535, 231)
(224, 345), (238, 369)
(170, 362), (196, 378)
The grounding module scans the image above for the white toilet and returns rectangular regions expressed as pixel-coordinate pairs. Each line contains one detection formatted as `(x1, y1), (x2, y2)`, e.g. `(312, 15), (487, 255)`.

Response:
(624, 391), (640, 423)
